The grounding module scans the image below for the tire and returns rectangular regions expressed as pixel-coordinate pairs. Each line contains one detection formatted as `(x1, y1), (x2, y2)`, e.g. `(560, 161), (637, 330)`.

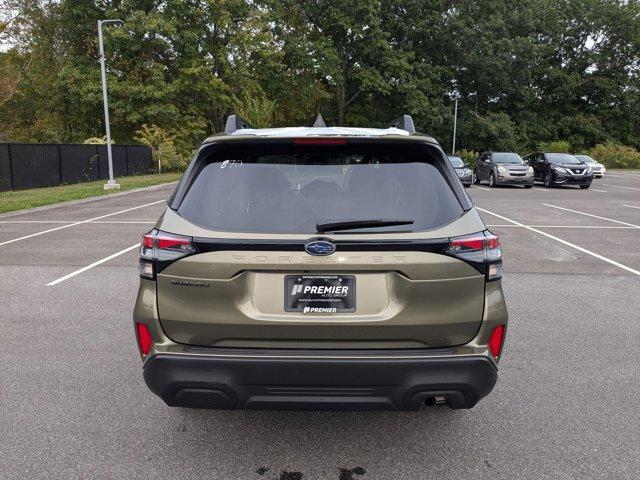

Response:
(489, 172), (496, 188)
(473, 171), (481, 184)
(524, 184), (533, 189)
(544, 172), (553, 188)
(580, 184), (591, 189)
(463, 183), (471, 188)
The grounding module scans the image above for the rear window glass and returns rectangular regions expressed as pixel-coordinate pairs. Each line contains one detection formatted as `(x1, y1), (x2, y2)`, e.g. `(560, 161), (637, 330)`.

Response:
(178, 143), (463, 234)
(448, 156), (465, 167)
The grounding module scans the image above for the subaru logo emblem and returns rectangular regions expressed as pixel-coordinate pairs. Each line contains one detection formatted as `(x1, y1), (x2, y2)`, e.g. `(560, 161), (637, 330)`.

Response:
(305, 240), (336, 256)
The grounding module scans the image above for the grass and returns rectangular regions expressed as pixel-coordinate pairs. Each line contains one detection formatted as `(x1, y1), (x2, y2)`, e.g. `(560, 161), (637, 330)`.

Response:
(0, 172), (182, 214)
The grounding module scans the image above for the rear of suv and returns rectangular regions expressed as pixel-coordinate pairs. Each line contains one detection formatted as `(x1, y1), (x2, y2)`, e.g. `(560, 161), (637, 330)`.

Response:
(133, 115), (508, 411)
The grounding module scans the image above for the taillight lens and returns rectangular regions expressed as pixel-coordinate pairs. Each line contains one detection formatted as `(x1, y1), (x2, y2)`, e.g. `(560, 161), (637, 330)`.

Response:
(139, 230), (197, 279)
(135, 322), (154, 356)
(488, 324), (506, 358)
(445, 230), (502, 281)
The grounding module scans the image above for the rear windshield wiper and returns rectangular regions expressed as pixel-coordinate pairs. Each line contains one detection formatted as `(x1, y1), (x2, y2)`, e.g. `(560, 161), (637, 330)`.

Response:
(316, 219), (414, 233)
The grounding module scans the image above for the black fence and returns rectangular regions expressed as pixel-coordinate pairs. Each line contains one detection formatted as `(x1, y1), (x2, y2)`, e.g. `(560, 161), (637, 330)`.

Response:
(0, 143), (154, 191)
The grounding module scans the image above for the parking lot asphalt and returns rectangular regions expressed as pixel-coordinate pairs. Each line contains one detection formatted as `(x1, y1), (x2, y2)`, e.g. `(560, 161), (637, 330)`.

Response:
(1, 173), (639, 479)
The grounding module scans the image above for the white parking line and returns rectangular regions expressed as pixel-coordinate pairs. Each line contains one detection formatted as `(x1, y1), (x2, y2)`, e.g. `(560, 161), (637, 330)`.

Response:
(477, 207), (640, 276)
(623, 204), (640, 210)
(46, 243), (140, 286)
(486, 224), (637, 229)
(0, 220), (156, 224)
(603, 184), (640, 191)
(0, 200), (164, 247)
(471, 185), (490, 191)
(542, 204), (640, 228)
(589, 188), (607, 193)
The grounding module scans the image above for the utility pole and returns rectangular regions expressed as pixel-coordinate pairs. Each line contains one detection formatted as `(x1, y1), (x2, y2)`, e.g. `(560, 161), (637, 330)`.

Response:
(98, 19), (123, 190)
(452, 96), (459, 155)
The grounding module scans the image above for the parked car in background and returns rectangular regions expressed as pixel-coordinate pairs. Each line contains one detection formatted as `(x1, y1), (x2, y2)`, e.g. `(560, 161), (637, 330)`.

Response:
(524, 152), (594, 189)
(448, 155), (472, 187)
(473, 152), (534, 188)
(574, 154), (606, 177)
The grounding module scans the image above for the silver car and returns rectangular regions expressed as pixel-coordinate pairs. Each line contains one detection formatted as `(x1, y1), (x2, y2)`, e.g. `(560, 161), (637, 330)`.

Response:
(574, 155), (606, 178)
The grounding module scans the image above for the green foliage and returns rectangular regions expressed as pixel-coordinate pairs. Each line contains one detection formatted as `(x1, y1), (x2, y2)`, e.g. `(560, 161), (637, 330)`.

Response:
(134, 124), (187, 173)
(457, 149), (479, 166)
(83, 136), (107, 144)
(0, 0), (639, 162)
(589, 143), (640, 169)
(232, 89), (277, 128)
(537, 140), (572, 153)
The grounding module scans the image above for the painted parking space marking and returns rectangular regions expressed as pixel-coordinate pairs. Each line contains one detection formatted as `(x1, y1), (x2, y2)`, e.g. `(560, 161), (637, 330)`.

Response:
(622, 204), (640, 210)
(0, 220), (156, 224)
(589, 188), (607, 192)
(46, 243), (140, 286)
(471, 185), (490, 191)
(603, 184), (640, 191)
(477, 207), (640, 276)
(486, 224), (637, 229)
(0, 200), (164, 247)
(542, 204), (640, 228)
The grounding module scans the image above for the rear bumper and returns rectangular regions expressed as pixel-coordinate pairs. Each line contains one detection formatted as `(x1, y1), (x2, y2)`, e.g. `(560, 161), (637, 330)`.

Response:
(142, 351), (498, 411)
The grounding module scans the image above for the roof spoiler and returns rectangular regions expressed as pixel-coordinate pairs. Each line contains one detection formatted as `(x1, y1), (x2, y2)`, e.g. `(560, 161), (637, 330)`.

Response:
(224, 114), (253, 135)
(388, 115), (416, 134)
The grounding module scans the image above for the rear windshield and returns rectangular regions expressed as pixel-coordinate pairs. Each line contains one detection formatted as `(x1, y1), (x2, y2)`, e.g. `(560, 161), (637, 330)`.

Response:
(448, 156), (465, 167)
(177, 143), (463, 234)
(493, 152), (524, 164)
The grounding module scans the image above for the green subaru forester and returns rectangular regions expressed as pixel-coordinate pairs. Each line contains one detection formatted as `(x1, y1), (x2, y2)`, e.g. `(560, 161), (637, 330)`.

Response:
(133, 115), (508, 411)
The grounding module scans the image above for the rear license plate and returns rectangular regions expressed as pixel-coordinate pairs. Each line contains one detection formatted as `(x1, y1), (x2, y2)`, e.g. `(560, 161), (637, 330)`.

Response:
(285, 275), (356, 313)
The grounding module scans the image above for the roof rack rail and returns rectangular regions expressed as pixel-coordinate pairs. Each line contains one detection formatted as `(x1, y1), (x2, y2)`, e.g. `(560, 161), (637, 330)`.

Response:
(312, 113), (327, 128)
(224, 114), (253, 135)
(388, 115), (416, 134)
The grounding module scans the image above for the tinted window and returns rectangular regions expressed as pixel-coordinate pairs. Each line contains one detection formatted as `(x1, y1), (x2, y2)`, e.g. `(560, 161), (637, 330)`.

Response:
(178, 144), (463, 234)
(547, 153), (581, 164)
(448, 156), (465, 167)
(493, 152), (524, 164)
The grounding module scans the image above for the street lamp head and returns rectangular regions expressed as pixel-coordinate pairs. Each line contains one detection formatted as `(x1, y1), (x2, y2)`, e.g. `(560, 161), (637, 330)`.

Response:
(100, 19), (124, 27)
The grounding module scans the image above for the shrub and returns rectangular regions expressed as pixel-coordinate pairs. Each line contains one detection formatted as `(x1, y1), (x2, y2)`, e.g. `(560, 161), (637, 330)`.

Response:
(537, 140), (571, 153)
(83, 136), (107, 144)
(456, 149), (479, 166)
(134, 124), (188, 172)
(589, 143), (640, 169)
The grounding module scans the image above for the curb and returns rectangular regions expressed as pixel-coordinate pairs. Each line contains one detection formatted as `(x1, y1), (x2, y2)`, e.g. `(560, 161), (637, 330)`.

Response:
(0, 181), (178, 219)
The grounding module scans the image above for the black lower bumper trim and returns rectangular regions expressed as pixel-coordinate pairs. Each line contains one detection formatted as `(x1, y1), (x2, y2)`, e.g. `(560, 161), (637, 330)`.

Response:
(143, 353), (498, 411)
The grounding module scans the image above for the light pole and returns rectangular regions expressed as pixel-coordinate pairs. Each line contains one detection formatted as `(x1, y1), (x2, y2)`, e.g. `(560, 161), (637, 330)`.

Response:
(98, 19), (123, 190)
(452, 96), (460, 155)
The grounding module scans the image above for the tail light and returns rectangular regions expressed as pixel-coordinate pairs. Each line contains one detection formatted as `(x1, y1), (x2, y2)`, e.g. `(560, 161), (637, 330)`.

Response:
(135, 322), (154, 356)
(445, 230), (502, 281)
(488, 324), (506, 358)
(139, 230), (197, 280)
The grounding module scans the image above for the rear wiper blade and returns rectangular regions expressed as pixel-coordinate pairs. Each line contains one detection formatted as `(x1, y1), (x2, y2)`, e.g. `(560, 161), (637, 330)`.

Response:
(316, 219), (414, 233)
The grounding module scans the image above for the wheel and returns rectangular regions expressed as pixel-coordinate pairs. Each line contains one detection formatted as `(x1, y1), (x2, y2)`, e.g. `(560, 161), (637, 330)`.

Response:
(473, 171), (481, 184)
(580, 184), (590, 189)
(489, 172), (496, 188)
(524, 184), (533, 189)
(544, 172), (553, 188)
(463, 183), (471, 188)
